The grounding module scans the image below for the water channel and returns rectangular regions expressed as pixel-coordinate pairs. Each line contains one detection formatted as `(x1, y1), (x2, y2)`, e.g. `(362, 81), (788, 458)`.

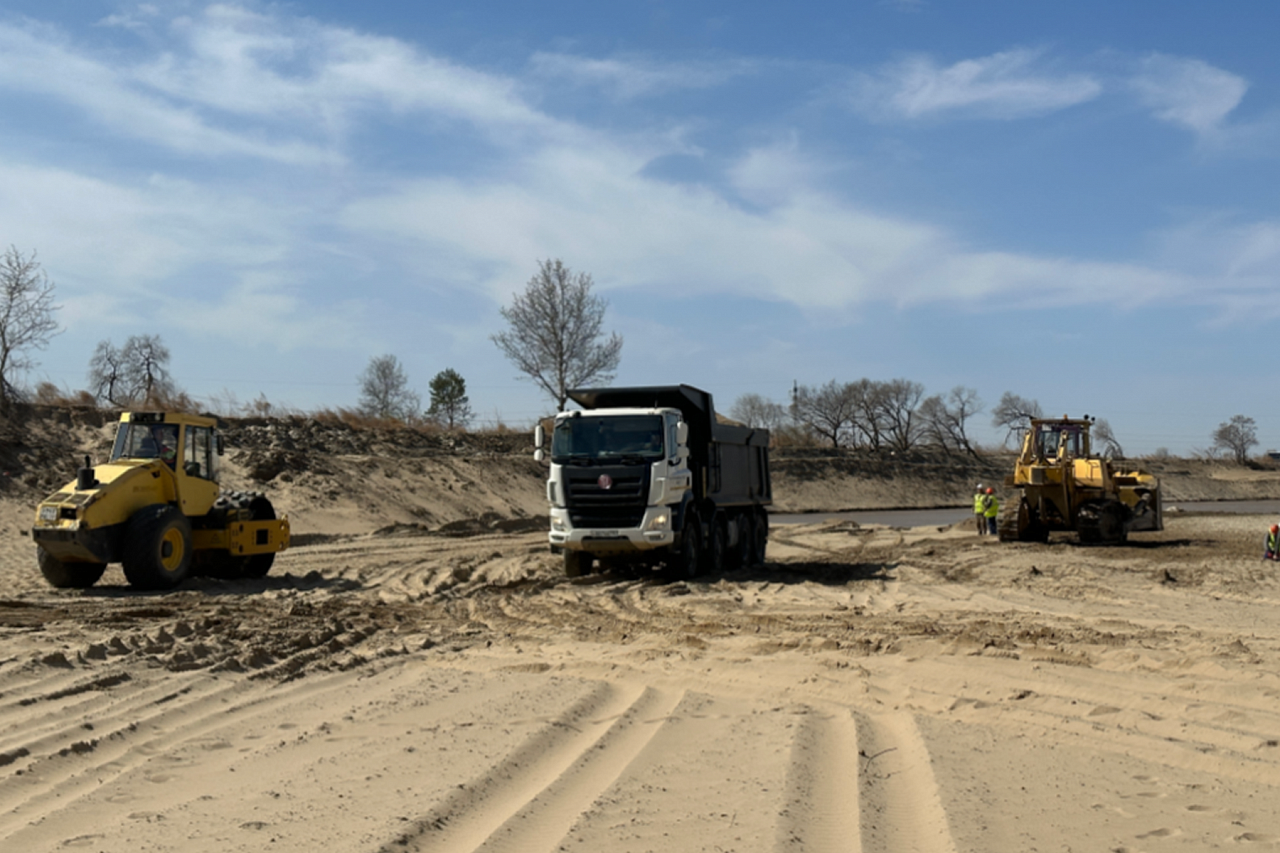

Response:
(769, 499), (1280, 528)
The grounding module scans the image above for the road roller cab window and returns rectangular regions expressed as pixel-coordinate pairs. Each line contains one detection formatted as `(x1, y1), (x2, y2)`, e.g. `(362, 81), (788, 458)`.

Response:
(184, 425), (214, 479)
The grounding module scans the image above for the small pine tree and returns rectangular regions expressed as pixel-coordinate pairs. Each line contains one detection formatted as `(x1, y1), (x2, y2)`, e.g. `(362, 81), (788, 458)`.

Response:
(427, 368), (472, 429)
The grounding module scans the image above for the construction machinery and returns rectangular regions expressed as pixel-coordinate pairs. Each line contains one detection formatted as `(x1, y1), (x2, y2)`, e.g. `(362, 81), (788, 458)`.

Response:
(535, 385), (771, 578)
(31, 411), (289, 590)
(999, 415), (1162, 545)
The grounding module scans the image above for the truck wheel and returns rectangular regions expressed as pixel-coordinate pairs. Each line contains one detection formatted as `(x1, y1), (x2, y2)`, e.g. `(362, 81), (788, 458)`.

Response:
(37, 549), (106, 589)
(564, 550), (591, 578)
(700, 516), (725, 576)
(751, 510), (769, 566)
(122, 505), (193, 590)
(667, 523), (701, 580)
(724, 513), (750, 570)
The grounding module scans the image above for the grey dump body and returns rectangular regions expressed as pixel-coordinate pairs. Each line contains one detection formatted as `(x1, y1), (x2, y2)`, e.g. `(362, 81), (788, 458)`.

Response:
(568, 385), (771, 509)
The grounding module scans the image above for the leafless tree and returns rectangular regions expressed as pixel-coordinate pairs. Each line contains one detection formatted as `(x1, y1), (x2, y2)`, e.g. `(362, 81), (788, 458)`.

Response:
(790, 380), (857, 448)
(729, 393), (786, 431)
(88, 339), (131, 405)
(992, 392), (1044, 447)
(1213, 414), (1258, 465)
(492, 259), (622, 411)
(87, 334), (177, 407)
(872, 378), (925, 452)
(1092, 418), (1123, 458)
(358, 355), (420, 421)
(123, 335), (174, 405)
(919, 386), (984, 456)
(0, 246), (60, 411)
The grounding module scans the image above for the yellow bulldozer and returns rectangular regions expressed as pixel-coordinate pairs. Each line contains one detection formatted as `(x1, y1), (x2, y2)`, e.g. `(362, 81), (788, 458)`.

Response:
(31, 411), (289, 590)
(999, 415), (1162, 545)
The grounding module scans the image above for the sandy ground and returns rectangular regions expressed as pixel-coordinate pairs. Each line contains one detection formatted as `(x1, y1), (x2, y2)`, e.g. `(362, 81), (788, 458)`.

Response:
(2, 493), (1280, 852)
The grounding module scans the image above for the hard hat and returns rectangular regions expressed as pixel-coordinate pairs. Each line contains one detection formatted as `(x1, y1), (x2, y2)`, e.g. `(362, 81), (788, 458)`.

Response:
(976, 483), (984, 490)
(1271, 524), (1278, 534)
(986, 487), (994, 494)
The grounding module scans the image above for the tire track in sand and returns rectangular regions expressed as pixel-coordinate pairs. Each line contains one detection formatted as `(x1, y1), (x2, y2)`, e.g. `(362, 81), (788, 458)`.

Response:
(381, 682), (683, 853)
(856, 711), (958, 853)
(778, 706), (863, 853)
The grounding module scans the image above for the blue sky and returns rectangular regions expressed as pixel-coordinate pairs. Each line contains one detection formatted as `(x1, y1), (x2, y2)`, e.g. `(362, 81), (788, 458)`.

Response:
(1, 1), (1278, 454)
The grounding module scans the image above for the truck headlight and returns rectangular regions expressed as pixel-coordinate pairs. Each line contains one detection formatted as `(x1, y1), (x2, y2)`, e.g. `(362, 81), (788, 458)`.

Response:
(551, 517), (566, 532)
(38, 505), (57, 523)
(646, 513), (669, 531)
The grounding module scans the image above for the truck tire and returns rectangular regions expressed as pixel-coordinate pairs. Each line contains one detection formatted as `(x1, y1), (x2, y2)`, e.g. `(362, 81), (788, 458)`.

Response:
(564, 549), (591, 578)
(725, 513), (749, 571)
(667, 522), (701, 580)
(700, 515), (725, 576)
(751, 510), (769, 566)
(122, 505), (193, 590)
(37, 548), (106, 589)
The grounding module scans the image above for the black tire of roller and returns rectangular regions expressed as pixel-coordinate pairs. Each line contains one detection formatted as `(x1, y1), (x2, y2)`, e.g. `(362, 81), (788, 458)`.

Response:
(202, 490), (278, 579)
(37, 548), (106, 589)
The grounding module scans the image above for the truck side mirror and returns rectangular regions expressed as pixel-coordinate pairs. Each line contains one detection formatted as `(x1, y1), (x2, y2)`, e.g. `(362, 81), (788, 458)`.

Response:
(534, 425), (545, 463)
(676, 422), (688, 445)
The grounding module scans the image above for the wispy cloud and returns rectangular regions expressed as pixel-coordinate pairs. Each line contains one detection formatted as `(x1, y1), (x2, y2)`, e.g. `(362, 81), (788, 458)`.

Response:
(850, 48), (1101, 120)
(528, 52), (756, 99)
(1130, 53), (1248, 135)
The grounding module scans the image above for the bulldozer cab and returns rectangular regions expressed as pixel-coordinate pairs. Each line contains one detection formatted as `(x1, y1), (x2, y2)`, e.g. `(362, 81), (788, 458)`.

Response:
(1030, 421), (1089, 461)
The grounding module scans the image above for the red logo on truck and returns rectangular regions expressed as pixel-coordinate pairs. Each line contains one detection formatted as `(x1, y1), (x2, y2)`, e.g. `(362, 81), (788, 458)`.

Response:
(597, 474), (613, 490)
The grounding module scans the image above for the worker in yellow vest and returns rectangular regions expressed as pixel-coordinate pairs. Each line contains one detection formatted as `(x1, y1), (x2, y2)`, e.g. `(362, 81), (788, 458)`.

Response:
(1265, 524), (1279, 561)
(973, 484), (987, 535)
(982, 487), (999, 536)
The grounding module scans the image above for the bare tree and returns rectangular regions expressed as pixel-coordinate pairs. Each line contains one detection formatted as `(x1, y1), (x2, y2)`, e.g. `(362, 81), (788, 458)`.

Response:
(358, 355), (420, 421)
(492, 259), (623, 411)
(1213, 414), (1258, 465)
(1092, 418), (1123, 458)
(919, 386), (984, 456)
(122, 335), (175, 405)
(872, 378), (925, 452)
(790, 380), (857, 448)
(87, 339), (131, 405)
(0, 246), (60, 411)
(427, 368), (473, 429)
(88, 335), (177, 406)
(992, 392), (1044, 447)
(847, 378), (885, 450)
(729, 393), (786, 431)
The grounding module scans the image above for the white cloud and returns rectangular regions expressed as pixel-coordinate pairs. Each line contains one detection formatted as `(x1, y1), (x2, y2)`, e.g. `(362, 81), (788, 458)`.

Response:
(528, 52), (755, 99)
(341, 137), (1190, 316)
(0, 20), (336, 163)
(851, 48), (1101, 120)
(1130, 54), (1248, 135)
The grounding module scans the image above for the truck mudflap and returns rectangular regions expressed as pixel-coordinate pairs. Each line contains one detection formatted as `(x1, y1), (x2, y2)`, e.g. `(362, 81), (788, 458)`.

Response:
(193, 515), (290, 556)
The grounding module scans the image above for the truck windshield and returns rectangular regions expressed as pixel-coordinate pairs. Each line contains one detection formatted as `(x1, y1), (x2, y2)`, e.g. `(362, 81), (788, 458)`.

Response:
(552, 415), (665, 462)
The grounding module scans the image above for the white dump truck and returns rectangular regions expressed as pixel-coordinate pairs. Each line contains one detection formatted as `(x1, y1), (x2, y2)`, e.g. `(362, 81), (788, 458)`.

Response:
(535, 385), (771, 578)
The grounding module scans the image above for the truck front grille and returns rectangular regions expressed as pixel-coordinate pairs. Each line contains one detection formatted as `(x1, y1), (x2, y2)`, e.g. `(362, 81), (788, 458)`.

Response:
(565, 465), (647, 529)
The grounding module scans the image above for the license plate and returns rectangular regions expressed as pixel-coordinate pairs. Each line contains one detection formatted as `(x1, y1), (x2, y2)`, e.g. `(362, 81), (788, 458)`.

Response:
(595, 530), (619, 537)
(38, 506), (57, 522)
